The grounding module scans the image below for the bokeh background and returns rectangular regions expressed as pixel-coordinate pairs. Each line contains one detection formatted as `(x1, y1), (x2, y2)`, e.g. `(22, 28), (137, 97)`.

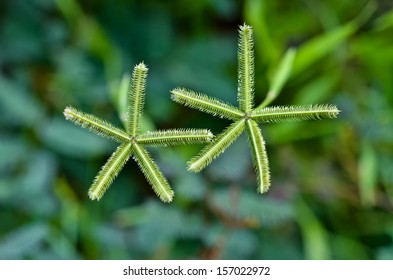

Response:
(1, 0), (393, 260)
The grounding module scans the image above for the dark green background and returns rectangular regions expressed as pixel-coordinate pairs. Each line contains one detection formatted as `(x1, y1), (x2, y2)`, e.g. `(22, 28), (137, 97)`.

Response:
(1, 0), (393, 259)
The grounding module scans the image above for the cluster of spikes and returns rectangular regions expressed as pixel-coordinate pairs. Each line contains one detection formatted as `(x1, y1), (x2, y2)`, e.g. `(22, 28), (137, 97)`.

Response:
(64, 24), (340, 203)
(64, 63), (213, 203)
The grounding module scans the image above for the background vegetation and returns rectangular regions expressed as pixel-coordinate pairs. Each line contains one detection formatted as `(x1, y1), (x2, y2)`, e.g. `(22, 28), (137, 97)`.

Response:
(1, 0), (393, 259)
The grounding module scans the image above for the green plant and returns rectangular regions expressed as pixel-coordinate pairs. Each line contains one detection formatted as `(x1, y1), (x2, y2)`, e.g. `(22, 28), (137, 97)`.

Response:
(171, 24), (340, 193)
(64, 63), (213, 202)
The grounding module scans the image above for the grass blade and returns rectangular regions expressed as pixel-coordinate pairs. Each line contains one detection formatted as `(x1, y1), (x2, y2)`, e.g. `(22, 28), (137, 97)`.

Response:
(127, 63), (148, 136)
(188, 120), (246, 172)
(171, 88), (244, 120)
(238, 24), (255, 112)
(257, 48), (296, 109)
(251, 104), (340, 123)
(64, 106), (130, 143)
(88, 142), (133, 200)
(132, 144), (174, 203)
(137, 129), (213, 146)
(246, 119), (270, 193)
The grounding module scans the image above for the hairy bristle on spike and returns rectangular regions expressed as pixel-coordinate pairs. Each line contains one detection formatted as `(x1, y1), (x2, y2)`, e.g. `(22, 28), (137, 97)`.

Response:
(127, 63), (148, 136)
(171, 88), (244, 120)
(251, 104), (340, 123)
(137, 129), (213, 146)
(88, 143), (133, 201)
(132, 144), (174, 203)
(63, 106), (130, 143)
(245, 119), (270, 193)
(238, 24), (255, 112)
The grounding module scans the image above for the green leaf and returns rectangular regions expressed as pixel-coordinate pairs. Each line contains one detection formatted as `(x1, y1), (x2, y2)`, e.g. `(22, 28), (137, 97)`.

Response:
(211, 189), (294, 227)
(0, 76), (43, 126)
(296, 199), (330, 260)
(137, 129), (213, 146)
(188, 120), (246, 172)
(246, 119), (270, 193)
(88, 142), (133, 201)
(0, 136), (29, 171)
(110, 72), (131, 128)
(258, 48), (296, 109)
(358, 142), (377, 207)
(237, 24), (255, 112)
(40, 117), (112, 158)
(171, 88), (244, 120)
(292, 23), (356, 75)
(132, 144), (174, 203)
(221, 229), (257, 259)
(0, 223), (48, 260)
(207, 133), (251, 181)
(127, 63), (148, 136)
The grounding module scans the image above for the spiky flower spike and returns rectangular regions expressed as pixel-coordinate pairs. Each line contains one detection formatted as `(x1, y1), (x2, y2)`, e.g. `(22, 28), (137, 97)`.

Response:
(171, 24), (340, 194)
(64, 63), (213, 203)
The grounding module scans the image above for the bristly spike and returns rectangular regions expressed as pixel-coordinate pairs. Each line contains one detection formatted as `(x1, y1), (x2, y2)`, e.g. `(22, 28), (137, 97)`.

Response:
(171, 88), (244, 120)
(88, 143), (133, 201)
(64, 106), (130, 143)
(137, 129), (213, 146)
(132, 143), (174, 203)
(127, 62), (148, 136)
(246, 120), (270, 193)
(251, 104), (340, 123)
(188, 120), (246, 172)
(238, 24), (255, 112)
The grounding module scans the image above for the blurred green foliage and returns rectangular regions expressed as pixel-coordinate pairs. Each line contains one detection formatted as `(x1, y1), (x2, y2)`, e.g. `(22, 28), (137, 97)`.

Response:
(0, 0), (393, 260)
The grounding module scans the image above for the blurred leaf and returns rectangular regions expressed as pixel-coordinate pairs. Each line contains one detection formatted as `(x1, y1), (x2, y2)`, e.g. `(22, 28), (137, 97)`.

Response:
(377, 245), (393, 260)
(211, 189), (294, 228)
(258, 48), (296, 108)
(207, 134), (251, 181)
(0, 76), (44, 126)
(175, 173), (206, 201)
(95, 224), (130, 259)
(358, 142), (377, 207)
(374, 8), (393, 30)
(296, 199), (330, 260)
(294, 73), (340, 104)
(39, 117), (113, 158)
(109, 72), (130, 127)
(264, 121), (340, 144)
(293, 2), (376, 75)
(244, 0), (279, 64)
(380, 155), (393, 204)
(332, 235), (368, 259)
(221, 229), (257, 259)
(292, 23), (356, 75)
(131, 201), (204, 253)
(56, 0), (122, 81)
(0, 223), (48, 260)
(0, 136), (30, 171)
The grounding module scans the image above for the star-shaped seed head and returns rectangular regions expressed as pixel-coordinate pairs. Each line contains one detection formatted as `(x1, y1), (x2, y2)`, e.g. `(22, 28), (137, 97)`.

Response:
(171, 24), (340, 194)
(64, 63), (213, 203)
